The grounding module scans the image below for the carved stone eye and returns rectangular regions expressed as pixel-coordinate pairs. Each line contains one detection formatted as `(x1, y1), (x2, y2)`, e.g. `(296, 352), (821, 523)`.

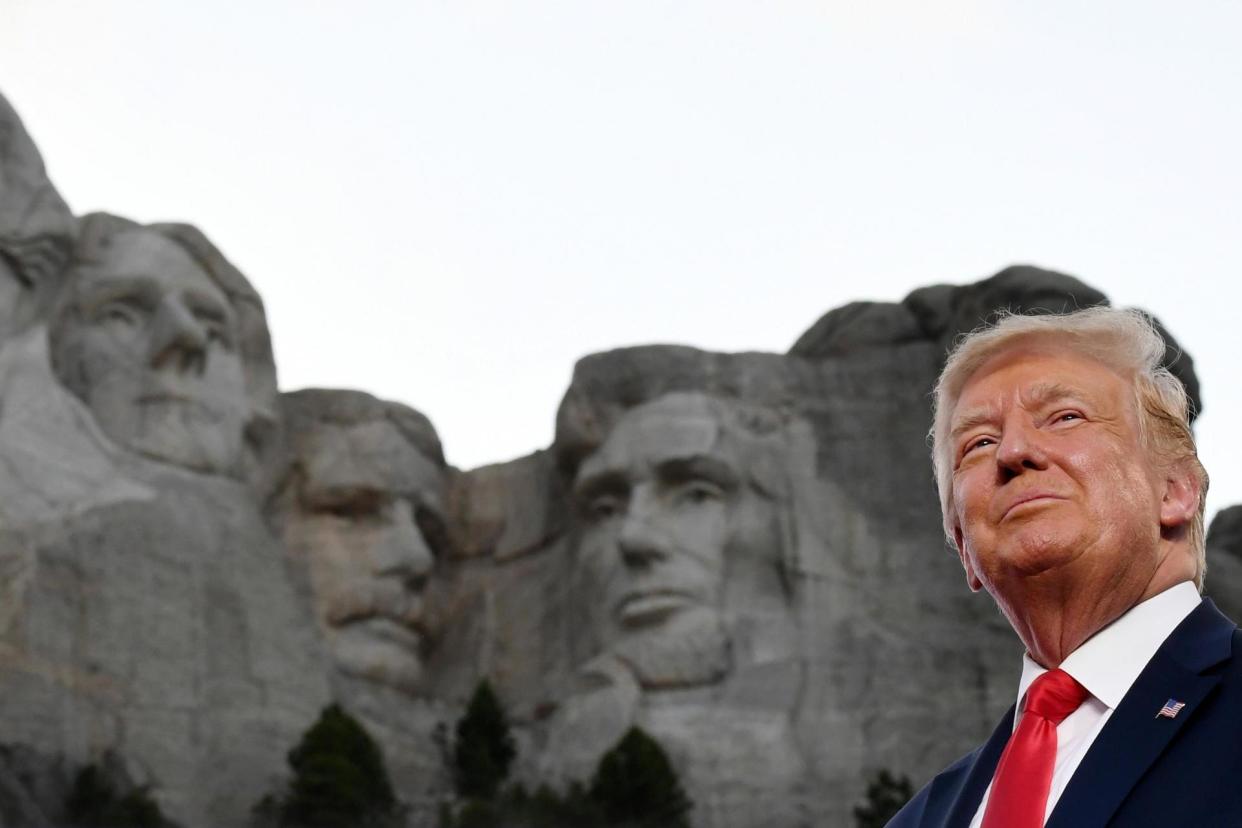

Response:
(588, 495), (624, 521)
(96, 299), (144, 328)
(676, 481), (723, 506)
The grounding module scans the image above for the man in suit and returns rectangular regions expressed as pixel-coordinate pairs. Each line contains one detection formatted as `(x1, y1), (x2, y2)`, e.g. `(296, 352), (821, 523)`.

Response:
(889, 307), (1240, 827)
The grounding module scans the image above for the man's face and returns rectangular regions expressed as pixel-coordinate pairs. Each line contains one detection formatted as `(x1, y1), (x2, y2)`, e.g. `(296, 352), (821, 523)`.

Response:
(51, 229), (248, 473)
(948, 344), (1170, 609)
(571, 394), (782, 686)
(284, 420), (445, 693)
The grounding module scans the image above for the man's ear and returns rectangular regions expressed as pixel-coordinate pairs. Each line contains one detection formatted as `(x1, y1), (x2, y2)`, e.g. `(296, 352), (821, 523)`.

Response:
(1160, 460), (1201, 531)
(953, 524), (984, 592)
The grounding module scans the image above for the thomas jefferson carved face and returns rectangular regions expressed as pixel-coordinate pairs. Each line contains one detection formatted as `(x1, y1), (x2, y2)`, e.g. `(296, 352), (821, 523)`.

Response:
(571, 393), (789, 688)
(50, 228), (248, 473)
(281, 412), (448, 693)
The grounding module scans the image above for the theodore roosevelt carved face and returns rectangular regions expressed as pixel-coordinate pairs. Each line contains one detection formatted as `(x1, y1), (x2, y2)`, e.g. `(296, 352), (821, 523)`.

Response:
(276, 390), (449, 694)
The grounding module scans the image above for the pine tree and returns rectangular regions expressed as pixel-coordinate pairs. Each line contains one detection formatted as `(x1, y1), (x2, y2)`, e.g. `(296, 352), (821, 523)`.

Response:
(452, 680), (517, 801)
(278, 704), (399, 828)
(65, 763), (167, 828)
(588, 727), (691, 828)
(853, 769), (913, 828)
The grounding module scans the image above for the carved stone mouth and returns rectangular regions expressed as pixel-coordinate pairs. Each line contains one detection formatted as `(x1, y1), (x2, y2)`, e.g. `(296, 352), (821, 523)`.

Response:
(352, 615), (424, 650)
(615, 590), (697, 627)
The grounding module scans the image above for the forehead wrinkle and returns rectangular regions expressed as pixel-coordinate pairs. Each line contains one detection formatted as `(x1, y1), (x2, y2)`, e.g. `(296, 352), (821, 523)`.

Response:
(575, 410), (722, 483)
(74, 272), (158, 300)
(574, 445), (733, 495)
(952, 376), (1100, 441)
(1019, 381), (1091, 410)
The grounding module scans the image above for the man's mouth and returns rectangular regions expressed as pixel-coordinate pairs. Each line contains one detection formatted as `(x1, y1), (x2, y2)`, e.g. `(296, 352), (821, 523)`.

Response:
(351, 615), (424, 650)
(615, 589), (698, 626)
(1001, 492), (1067, 520)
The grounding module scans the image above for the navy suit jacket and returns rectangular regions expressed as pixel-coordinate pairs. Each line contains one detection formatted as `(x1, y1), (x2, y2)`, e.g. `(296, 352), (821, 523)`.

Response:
(888, 598), (1242, 828)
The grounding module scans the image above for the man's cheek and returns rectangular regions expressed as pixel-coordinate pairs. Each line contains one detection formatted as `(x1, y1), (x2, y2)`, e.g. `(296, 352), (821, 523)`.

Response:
(577, 534), (623, 588)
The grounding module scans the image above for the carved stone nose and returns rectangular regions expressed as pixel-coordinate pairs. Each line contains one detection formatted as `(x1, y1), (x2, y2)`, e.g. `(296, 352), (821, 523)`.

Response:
(148, 300), (207, 373)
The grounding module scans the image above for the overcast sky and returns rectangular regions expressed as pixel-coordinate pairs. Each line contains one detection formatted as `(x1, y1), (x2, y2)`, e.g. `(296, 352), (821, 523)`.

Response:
(1, 1), (1239, 523)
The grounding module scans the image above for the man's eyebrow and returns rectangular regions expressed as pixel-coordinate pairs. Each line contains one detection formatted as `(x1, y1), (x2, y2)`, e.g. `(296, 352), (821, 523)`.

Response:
(657, 454), (739, 488)
(951, 382), (1090, 441)
(572, 467), (628, 498)
(950, 409), (998, 442)
(185, 290), (234, 324)
(75, 275), (158, 306)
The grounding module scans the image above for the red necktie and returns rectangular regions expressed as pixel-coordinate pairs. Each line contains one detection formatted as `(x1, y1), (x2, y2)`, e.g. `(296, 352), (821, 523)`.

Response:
(981, 668), (1089, 828)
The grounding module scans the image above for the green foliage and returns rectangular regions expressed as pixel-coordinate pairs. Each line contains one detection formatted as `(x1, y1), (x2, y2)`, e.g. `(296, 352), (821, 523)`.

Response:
(440, 783), (604, 828)
(439, 685), (691, 828)
(274, 703), (401, 828)
(853, 769), (914, 828)
(65, 763), (167, 828)
(452, 680), (517, 801)
(588, 727), (691, 828)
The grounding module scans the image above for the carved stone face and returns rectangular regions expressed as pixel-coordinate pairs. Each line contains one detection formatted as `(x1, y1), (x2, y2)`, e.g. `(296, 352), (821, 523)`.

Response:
(282, 419), (446, 693)
(571, 393), (787, 688)
(50, 229), (248, 473)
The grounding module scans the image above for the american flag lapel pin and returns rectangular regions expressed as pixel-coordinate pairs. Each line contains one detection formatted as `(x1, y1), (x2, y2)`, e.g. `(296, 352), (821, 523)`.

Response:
(1156, 698), (1186, 719)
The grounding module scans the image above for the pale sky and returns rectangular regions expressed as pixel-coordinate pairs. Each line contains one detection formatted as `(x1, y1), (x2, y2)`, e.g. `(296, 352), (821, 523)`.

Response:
(1, 1), (1239, 522)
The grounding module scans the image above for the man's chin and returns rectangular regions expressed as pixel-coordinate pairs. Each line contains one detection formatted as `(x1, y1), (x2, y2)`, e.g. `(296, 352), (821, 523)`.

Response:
(104, 406), (244, 475)
(979, 540), (1088, 597)
(330, 627), (425, 694)
(608, 605), (732, 690)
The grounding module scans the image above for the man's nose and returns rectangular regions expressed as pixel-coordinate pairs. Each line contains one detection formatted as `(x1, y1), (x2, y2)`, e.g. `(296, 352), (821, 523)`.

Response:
(371, 500), (434, 588)
(994, 420), (1050, 480)
(616, 489), (670, 568)
(148, 298), (208, 374)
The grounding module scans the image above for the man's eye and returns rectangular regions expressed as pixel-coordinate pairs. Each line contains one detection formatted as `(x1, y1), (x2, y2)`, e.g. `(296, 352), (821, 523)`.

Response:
(1054, 411), (1082, 423)
(96, 300), (145, 327)
(675, 481), (723, 506)
(587, 496), (623, 521)
(318, 491), (387, 521)
(963, 437), (995, 455)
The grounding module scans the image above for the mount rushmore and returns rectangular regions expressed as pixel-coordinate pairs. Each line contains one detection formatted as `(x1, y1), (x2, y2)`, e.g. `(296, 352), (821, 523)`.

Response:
(0, 89), (1238, 827)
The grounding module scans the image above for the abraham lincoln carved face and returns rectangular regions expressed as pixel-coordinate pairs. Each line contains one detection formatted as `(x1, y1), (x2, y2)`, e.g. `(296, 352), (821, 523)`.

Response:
(570, 392), (796, 689)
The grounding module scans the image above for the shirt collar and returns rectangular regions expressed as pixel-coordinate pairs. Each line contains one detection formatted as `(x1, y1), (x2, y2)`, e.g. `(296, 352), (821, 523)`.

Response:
(1016, 581), (1202, 712)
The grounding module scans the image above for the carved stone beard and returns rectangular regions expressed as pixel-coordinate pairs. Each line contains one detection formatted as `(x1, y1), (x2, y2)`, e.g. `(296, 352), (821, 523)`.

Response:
(609, 606), (732, 689)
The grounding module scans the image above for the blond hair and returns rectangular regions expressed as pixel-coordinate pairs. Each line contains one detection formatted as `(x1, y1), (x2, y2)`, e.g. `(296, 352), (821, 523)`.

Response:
(930, 307), (1209, 587)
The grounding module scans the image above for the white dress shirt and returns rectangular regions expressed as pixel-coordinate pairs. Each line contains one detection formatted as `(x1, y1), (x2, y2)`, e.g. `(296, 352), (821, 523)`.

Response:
(968, 581), (1202, 828)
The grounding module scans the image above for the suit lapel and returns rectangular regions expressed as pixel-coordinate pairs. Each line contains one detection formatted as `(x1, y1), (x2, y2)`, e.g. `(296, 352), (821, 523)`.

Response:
(922, 706), (1014, 828)
(1046, 599), (1235, 828)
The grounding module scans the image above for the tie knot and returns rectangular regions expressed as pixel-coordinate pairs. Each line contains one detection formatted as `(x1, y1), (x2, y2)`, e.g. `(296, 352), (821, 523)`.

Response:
(1024, 668), (1089, 725)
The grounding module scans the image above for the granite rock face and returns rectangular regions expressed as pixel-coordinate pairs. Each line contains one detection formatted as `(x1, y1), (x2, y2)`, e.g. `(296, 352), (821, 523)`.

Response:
(0, 88), (1227, 828)
(0, 103), (330, 826)
(1205, 506), (1242, 621)
(0, 92), (75, 348)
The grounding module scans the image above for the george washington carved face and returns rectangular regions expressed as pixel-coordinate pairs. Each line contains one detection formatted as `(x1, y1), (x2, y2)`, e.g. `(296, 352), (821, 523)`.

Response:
(50, 225), (249, 474)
